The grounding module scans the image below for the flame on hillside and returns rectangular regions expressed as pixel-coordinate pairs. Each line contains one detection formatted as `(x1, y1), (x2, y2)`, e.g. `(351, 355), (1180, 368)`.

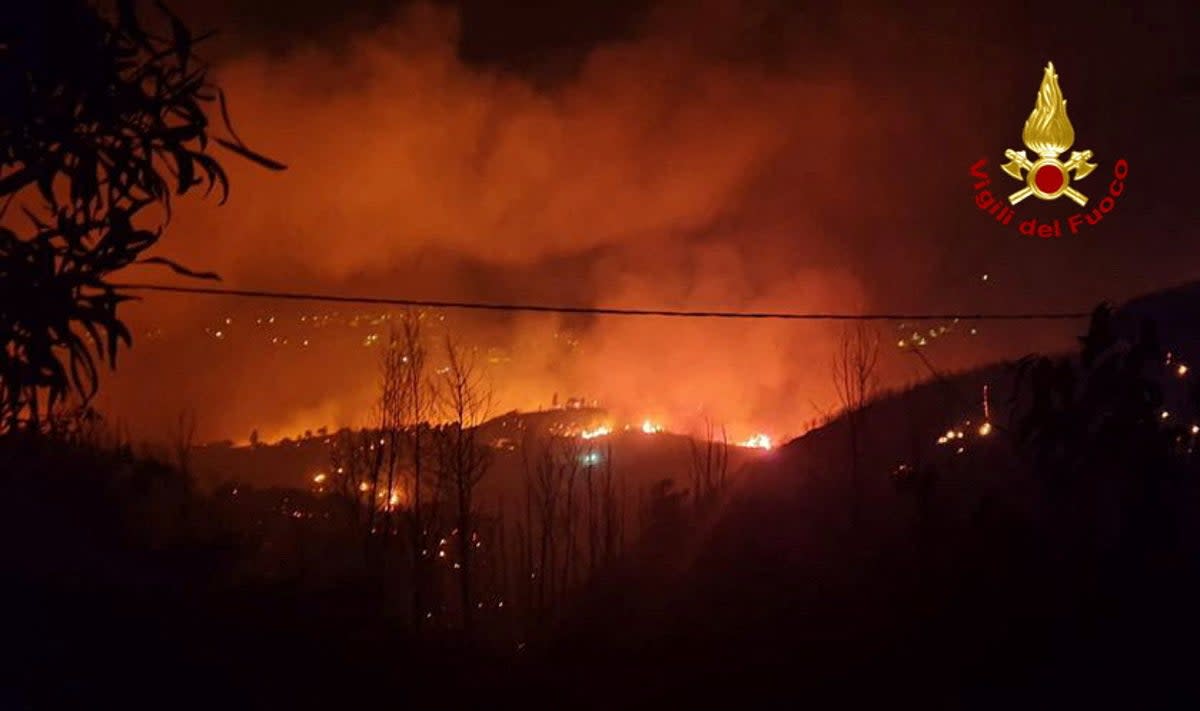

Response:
(580, 424), (613, 440)
(641, 419), (664, 434)
(737, 433), (772, 450)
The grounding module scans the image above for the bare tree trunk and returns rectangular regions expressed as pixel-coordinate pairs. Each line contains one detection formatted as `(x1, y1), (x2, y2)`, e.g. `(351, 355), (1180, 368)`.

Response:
(848, 412), (860, 527)
(526, 433), (559, 621)
(410, 427), (425, 631)
(379, 311), (435, 632)
(603, 442), (620, 565)
(562, 458), (576, 595)
(170, 408), (197, 478)
(494, 503), (510, 632)
(832, 322), (880, 531)
(689, 418), (730, 516)
(521, 460), (534, 627)
(539, 474), (556, 617)
(364, 429), (385, 564)
(585, 455), (596, 578)
(457, 457), (474, 633)
(433, 334), (493, 635)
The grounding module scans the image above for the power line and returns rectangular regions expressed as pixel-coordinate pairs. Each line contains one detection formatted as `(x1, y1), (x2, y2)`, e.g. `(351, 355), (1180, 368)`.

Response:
(113, 283), (1092, 321)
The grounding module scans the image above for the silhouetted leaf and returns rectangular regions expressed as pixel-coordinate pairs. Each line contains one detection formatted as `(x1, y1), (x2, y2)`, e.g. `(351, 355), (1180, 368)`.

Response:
(116, 0), (147, 46)
(216, 88), (246, 150)
(157, 1), (192, 71)
(214, 137), (287, 171)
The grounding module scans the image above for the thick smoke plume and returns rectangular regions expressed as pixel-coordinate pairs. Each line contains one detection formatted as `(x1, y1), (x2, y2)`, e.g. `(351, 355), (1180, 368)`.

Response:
(103, 0), (1188, 444)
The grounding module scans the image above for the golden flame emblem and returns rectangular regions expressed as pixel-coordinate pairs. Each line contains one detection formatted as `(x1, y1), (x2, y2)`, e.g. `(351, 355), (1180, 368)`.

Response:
(1000, 62), (1097, 206)
(1022, 63), (1074, 157)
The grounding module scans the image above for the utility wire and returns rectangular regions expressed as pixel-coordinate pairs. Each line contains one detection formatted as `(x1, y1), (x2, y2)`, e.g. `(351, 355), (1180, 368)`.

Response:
(113, 283), (1092, 321)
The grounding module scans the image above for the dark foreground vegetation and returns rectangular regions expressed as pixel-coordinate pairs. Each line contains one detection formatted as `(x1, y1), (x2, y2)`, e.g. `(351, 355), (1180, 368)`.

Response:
(6, 306), (1200, 709)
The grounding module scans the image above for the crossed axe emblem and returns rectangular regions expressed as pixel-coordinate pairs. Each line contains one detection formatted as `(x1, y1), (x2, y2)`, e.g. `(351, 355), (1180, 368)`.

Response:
(1001, 148), (1097, 206)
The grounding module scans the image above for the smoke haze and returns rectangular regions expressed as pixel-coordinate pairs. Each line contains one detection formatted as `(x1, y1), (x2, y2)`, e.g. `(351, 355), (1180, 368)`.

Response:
(97, 0), (1200, 444)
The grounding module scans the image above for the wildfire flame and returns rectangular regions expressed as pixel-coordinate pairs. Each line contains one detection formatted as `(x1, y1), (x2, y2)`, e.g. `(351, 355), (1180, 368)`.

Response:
(1022, 62), (1075, 157)
(580, 424), (612, 440)
(738, 433), (772, 450)
(641, 419), (664, 434)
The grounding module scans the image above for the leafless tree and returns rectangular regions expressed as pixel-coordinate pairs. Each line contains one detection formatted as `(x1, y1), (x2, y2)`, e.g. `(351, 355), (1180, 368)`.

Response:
(560, 438), (583, 596)
(528, 434), (558, 617)
(169, 409), (198, 478)
(378, 310), (439, 630)
(601, 441), (625, 567)
(690, 418), (730, 515)
(433, 335), (493, 633)
(329, 428), (374, 528)
(582, 442), (600, 577)
(379, 329), (405, 526)
(520, 430), (583, 623)
(493, 434), (626, 638)
(583, 439), (623, 575)
(832, 322), (880, 528)
(517, 443), (539, 628)
(362, 427), (386, 558)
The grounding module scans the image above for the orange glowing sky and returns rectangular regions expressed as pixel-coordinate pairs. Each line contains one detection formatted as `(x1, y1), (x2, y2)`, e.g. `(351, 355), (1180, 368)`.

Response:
(84, 0), (1199, 444)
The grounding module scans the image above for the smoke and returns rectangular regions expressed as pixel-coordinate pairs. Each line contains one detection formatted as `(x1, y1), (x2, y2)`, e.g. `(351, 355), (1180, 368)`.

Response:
(102, 1), (1111, 445)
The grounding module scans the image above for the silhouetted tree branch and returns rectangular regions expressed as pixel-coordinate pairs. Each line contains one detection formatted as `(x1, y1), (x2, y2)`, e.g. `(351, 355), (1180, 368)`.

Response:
(832, 322), (879, 529)
(0, 0), (284, 433)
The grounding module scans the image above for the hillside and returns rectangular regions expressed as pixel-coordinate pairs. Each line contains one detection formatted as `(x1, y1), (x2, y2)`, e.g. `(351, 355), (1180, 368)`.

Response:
(9, 286), (1200, 709)
(192, 406), (767, 507)
(523, 287), (1200, 708)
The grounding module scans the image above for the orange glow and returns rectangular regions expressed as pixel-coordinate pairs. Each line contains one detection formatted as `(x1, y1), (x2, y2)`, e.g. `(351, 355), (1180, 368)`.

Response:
(580, 425), (612, 440)
(91, 2), (1089, 450)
